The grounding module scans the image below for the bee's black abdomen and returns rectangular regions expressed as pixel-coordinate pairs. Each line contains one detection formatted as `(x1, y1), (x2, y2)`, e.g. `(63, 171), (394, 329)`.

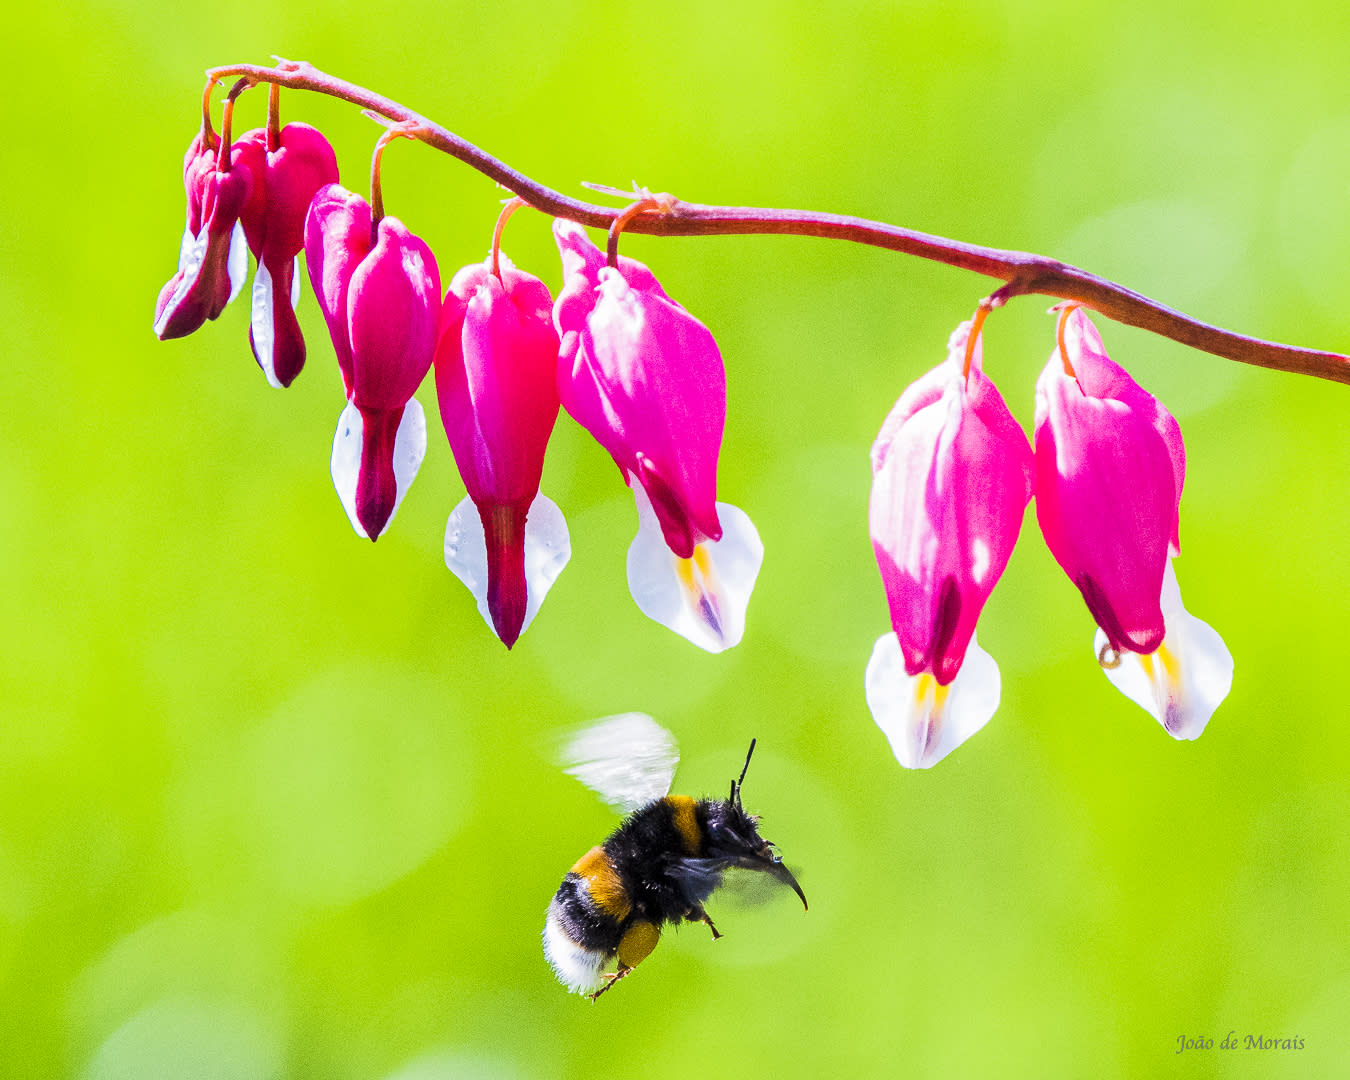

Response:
(550, 872), (624, 954)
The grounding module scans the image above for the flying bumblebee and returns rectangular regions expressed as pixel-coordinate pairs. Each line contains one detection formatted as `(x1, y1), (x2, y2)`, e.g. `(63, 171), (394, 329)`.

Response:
(543, 713), (807, 1001)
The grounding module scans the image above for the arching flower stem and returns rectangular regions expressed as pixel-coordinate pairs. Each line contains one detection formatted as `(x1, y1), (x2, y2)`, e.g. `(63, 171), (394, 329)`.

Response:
(368, 121), (422, 241)
(962, 303), (991, 380)
(605, 192), (678, 269)
(491, 196), (527, 283)
(1056, 303), (1082, 378)
(266, 79), (282, 153)
(202, 58), (1350, 386)
(199, 75), (219, 151)
(214, 89), (240, 171)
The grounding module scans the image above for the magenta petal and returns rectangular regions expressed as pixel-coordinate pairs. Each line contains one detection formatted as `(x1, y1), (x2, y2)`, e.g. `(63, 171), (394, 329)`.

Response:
(153, 162), (253, 339)
(235, 123), (339, 386)
(1034, 310), (1180, 653)
(869, 323), (1033, 685)
(552, 221), (724, 559)
(353, 405), (404, 540)
(1059, 309), (1186, 554)
(304, 184), (372, 391)
(347, 216), (440, 410)
(240, 123), (340, 263)
(476, 499), (531, 648)
(435, 255), (560, 506)
(249, 253), (305, 388)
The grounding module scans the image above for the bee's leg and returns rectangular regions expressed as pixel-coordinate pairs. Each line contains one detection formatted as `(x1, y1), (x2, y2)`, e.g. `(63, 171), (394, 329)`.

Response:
(688, 906), (721, 940)
(589, 919), (662, 1001)
(588, 965), (632, 1002)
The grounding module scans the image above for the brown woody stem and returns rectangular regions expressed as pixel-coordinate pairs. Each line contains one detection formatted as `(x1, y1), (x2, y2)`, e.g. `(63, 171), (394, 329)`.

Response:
(204, 59), (1350, 386)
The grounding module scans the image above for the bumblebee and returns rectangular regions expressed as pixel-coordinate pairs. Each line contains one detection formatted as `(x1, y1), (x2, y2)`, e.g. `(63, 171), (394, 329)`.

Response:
(543, 713), (807, 1001)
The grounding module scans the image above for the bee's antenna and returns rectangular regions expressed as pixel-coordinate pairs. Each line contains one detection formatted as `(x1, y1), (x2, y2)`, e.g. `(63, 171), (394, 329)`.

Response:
(732, 738), (756, 807)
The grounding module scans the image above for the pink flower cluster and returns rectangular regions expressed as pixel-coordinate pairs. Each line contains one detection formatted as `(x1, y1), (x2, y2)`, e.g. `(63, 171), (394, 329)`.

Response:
(155, 123), (760, 652)
(154, 105), (1233, 738)
(866, 311), (1233, 768)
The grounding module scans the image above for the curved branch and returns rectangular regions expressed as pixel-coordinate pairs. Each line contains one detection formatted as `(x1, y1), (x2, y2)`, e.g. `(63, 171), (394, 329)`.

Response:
(206, 59), (1350, 386)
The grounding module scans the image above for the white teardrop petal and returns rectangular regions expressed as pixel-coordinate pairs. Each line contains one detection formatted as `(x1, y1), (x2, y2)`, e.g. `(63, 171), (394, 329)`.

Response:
(443, 492), (571, 640)
(389, 398), (427, 522)
(865, 631), (1001, 769)
(227, 220), (248, 303)
(442, 497), (487, 615)
(519, 493), (571, 630)
(289, 255), (301, 308)
(625, 485), (763, 654)
(250, 259), (283, 389)
(1095, 559), (1233, 740)
(330, 401), (368, 539)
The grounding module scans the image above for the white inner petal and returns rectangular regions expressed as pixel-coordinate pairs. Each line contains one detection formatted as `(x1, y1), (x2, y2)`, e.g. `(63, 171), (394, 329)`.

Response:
(1095, 559), (1233, 740)
(226, 220), (249, 303)
(390, 398), (427, 518)
(865, 631), (1001, 769)
(329, 399), (428, 540)
(330, 401), (368, 539)
(625, 484), (763, 654)
(443, 492), (571, 642)
(250, 259), (282, 389)
(176, 224), (193, 270)
(289, 255), (301, 308)
(152, 224), (209, 337)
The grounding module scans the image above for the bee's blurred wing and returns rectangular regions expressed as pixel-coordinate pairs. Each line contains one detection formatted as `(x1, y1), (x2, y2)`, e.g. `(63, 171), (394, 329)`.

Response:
(561, 712), (679, 813)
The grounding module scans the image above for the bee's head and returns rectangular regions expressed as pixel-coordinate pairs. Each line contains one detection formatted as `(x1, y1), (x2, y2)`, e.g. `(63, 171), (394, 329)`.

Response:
(702, 740), (808, 911)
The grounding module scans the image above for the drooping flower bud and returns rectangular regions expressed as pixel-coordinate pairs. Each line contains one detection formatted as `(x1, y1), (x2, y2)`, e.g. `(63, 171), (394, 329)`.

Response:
(435, 253), (569, 647)
(552, 220), (762, 653)
(1033, 308), (1185, 654)
(552, 219), (724, 557)
(236, 123), (339, 388)
(305, 183), (440, 540)
(153, 133), (259, 340)
(865, 322), (1033, 768)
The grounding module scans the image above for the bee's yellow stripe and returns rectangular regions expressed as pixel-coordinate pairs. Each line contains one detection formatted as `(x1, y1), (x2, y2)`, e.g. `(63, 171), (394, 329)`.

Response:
(571, 846), (631, 920)
(665, 795), (702, 856)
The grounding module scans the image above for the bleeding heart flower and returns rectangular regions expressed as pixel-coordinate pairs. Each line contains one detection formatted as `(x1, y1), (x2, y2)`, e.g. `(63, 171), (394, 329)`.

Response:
(236, 122), (339, 388)
(552, 219), (761, 652)
(865, 321), (1033, 768)
(1033, 307), (1229, 737)
(153, 132), (258, 340)
(435, 253), (569, 647)
(305, 183), (440, 540)
(1034, 307), (1185, 655)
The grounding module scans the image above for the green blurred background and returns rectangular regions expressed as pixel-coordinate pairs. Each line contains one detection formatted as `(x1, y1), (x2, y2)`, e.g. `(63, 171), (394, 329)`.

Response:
(3, 0), (1348, 1076)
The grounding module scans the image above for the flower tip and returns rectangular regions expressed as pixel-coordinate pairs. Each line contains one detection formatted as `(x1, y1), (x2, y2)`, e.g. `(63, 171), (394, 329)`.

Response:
(445, 493), (571, 645)
(626, 495), (762, 653)
(482, 503), (530, 649)
(492, 615), (525, 650)
(1094, 561), (1233, 741)
(331, 400), (427, 542)
(865, 631), (1000, 769)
